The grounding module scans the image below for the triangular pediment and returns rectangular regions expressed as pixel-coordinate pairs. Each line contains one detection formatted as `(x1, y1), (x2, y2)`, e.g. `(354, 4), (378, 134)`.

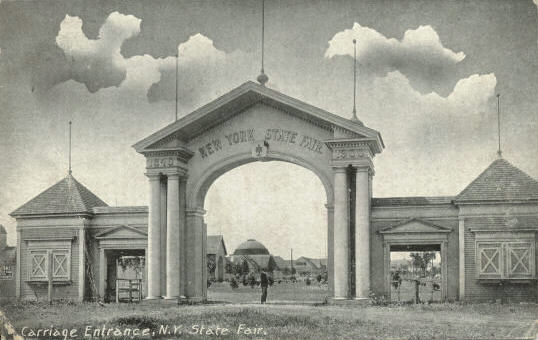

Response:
(95, 225), (147, 239)
(133, 81), (384, 154)
(380, 218), (451, 234)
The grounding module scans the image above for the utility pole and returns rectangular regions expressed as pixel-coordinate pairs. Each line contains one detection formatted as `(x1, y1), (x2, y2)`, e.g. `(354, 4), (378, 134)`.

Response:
(290, 248), (294, 275)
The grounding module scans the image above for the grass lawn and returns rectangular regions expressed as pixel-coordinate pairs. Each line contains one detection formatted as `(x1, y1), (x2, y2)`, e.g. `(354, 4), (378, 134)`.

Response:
(2, 296), (536, 339)
(207, 281), (328, 304)
(390, 280), (442, 303)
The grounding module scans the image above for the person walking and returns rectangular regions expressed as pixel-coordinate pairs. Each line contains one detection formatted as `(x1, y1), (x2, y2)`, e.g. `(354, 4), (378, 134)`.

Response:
(260, 270), (268, 304)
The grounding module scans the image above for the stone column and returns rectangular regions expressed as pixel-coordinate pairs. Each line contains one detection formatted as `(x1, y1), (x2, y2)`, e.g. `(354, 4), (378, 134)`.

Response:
(333, 167), (349, 299)
(146, 173), (162, 299)
(179, 178), (187, 297)
(185, 208), (206, 301)
(326, 204), (334, 297)
(165, 173), (180, 299)
(355, 167), (370, 300)
(160, 178), (167, 296)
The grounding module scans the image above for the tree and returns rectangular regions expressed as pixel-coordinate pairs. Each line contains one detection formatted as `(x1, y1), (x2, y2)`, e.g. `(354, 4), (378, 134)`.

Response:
(207, 255), (216, 278)
(241, 260), (250, 276)
(225, 260), (234, 274)
(409, 252), (436, 276)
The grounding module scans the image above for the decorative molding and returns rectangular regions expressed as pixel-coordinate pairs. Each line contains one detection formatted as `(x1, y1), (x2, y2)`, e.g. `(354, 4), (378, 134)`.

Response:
(186, 208), (206, 217)
(325, 138), (382, 155)
(24, 237), (75, 243)
(379, 218), (452, 234)
(141, 148), (194, 163)
(94, 225), (148, 239)
(333, 148), (371, 161)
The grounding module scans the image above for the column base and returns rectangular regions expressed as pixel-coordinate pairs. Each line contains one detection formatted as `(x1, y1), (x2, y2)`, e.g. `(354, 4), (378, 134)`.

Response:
(163, 295), (179, 300)
(328, 297), (370, 305)
(354, 297), (371, 305)
(179, 296), (206, 304)
(145, 296), (162, 300)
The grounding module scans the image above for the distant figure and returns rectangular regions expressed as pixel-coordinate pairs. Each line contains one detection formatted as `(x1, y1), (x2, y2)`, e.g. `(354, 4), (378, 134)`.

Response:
(392, 271), (402, 289)
(260, 271), (269, 304)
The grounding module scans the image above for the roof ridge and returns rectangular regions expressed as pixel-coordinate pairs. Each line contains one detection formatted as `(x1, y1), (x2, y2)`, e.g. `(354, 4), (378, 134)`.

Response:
(11, 177), (68, 215)
(456, 161), (498, 199)
(500, 158), (538, 183)
(67, 175), (84, 211)
(10, 174), (107, 217)
(456, 158), (538, 202)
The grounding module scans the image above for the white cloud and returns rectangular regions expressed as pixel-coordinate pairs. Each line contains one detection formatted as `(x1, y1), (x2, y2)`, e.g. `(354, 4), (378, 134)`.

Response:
(147, 33), (254, 110)
(325, 22), (465, 95)
(55, 12), (141, 92)
(177, 33), (226, 63)
(54, 14), (252, 108)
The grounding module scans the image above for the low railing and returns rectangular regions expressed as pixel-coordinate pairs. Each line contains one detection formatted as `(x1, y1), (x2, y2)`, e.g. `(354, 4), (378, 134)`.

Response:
(115, 279), (143, 303)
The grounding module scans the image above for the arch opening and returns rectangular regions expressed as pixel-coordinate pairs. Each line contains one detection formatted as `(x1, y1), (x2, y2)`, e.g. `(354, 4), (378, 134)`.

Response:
(202, 160), (330, 303)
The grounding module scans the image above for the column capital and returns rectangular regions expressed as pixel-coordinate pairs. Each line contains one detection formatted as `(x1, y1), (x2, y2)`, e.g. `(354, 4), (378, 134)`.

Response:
(332, 166), (348, 173)
(326, 141), (375, 169)
(356, 165), (375, 177)
(325, 204), (334, 211)
(145, 172), (162, 180)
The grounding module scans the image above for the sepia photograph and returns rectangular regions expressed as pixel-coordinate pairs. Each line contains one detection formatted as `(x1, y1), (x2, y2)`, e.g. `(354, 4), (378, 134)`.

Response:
(0, 0), (537, 339)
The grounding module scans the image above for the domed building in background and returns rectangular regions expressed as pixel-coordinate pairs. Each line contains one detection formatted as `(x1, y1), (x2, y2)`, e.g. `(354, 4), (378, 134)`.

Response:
(228, 239), (277, 275)
(233, 239), (270, 255)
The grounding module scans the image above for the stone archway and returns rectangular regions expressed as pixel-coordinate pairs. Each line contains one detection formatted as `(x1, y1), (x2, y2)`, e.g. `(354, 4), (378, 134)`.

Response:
(133, 81), (384, 302)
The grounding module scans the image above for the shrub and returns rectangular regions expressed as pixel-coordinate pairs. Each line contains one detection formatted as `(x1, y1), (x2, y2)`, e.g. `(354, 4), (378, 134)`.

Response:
(369, 291), (389, 306)
(247, 273), (257, 288)
(230, 277), (238, 289)
(305, 277), (312, 286)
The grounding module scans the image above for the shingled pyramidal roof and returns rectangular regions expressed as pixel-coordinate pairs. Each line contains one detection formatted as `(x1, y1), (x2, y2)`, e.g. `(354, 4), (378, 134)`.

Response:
(11, 174), (108, 217)
(455, 158), (538, 203)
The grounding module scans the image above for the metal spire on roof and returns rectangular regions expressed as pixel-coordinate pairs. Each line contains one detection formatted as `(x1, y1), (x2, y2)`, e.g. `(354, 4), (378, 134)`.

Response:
(496, 93), (502, 158)
(175, 51), (179, 121)
(351, 39), (362, 125)
(257, 0), (269, 86)
(68, 121), (72, 175)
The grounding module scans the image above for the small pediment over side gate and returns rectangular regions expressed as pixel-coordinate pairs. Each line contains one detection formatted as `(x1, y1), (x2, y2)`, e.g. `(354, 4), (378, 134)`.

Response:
(379, 218), (452, 234)
(95, 225), (148, 240)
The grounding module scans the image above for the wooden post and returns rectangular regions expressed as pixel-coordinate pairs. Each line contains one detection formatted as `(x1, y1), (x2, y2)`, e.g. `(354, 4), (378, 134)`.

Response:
(129, 280), (133, 303)
(116, 258), (119, 303)
(414, 279), (420, 304)
(48, 252), (53, 305)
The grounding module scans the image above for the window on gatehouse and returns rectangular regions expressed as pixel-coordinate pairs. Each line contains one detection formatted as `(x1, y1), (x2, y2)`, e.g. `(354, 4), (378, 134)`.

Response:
(476, 240), (535, 280)
(29, 250), (48, 280)
(28, 249), (71, 281)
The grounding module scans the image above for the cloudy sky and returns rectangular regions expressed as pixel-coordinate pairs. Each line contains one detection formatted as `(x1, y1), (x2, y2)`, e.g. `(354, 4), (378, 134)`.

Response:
(0, 1), (537, 259)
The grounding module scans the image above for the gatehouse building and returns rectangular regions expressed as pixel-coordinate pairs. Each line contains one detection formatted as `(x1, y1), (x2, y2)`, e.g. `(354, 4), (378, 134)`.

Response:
(8, 80), (538, 303)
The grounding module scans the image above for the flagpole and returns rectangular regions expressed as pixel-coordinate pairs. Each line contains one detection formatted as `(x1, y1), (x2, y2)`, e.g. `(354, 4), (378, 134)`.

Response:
(175, 53), (179, 121)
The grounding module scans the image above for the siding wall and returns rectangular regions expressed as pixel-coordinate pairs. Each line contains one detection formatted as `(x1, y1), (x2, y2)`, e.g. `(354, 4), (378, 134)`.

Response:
(463, 215), (538, 303)
(19, 225), (81, 300)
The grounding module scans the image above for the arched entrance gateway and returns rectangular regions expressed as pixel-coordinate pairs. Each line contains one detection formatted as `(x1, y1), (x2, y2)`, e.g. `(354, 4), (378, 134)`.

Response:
(133, 81), (384, 302)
